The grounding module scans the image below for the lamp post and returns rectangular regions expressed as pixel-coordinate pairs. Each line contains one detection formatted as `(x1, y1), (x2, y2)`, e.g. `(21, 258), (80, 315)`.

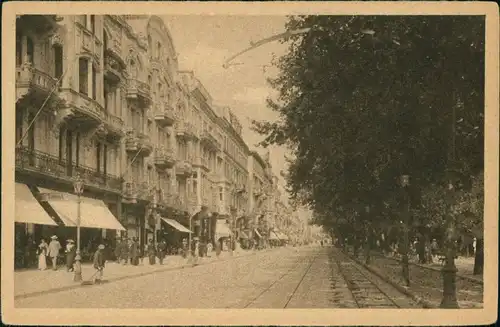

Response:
(440, 94), (460, 308)
(364, 205), (371, 265)
(400, 174), (411, 287)
(440, 172), (459, 308)
(73, 175), (84, 282)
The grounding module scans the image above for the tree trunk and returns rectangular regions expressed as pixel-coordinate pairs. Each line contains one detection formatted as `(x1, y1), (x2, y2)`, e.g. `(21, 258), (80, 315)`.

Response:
(473, 238), (483, 275)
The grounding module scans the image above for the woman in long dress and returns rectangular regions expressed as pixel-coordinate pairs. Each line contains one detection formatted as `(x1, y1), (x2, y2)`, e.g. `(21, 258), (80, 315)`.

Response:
(38, 239), (48, 270)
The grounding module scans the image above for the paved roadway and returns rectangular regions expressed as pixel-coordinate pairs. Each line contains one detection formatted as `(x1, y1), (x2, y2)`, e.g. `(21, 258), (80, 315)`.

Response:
(15, 246), (421, 308)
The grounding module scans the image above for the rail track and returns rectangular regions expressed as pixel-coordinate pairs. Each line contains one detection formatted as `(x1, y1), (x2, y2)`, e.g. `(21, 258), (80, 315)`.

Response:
(330, 249), (422, 308)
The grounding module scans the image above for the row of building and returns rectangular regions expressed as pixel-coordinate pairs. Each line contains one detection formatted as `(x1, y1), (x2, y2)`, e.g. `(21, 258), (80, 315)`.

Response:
(14, 14), (309, 261)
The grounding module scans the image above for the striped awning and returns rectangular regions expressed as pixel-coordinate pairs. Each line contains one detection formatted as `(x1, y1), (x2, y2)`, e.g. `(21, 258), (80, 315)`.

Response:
(38, 188), (125, 230)
(15, 183), (57, 226)
(161, 218), (192, 233)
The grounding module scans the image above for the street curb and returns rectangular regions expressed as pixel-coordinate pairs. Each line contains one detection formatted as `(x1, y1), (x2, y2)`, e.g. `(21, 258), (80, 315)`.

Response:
(374, 254), (483, 285)
(343, 251), (437, 309)
(15, 251), (258, 300)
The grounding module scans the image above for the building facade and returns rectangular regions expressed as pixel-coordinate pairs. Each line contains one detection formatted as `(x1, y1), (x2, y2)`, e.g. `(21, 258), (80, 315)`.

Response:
(14, 15), (295, 267)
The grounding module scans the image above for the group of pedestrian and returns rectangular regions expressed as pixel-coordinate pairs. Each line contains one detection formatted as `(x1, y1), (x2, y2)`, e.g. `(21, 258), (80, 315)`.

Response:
(114, 237), (170, 266)
(37, 235), (63, 271)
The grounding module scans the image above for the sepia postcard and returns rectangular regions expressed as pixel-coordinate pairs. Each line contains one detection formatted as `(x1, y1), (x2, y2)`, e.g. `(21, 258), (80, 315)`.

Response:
(2, 1), (499, 326)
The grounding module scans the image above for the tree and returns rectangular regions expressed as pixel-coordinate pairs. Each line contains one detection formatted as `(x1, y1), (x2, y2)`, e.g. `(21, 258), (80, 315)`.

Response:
(253, 15), (484, 245)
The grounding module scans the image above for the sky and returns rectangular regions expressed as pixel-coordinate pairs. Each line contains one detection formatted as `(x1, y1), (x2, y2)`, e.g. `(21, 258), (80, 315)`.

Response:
(163, 15), (292, 198)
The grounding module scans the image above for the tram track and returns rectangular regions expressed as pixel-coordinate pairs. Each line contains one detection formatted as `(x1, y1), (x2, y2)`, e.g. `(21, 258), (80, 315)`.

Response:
(238, 249), (322, 308)
(330, 249), (421, 308)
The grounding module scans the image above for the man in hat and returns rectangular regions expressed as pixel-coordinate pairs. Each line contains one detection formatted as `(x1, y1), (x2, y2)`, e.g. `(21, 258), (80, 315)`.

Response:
(93, 244), (106, 284)
(130, 237), (139, 266)
(65, 239), (76, 272)
(147, 239), (156, 265)
(157, 239), (167, 265)
(47, 235), (61, 271)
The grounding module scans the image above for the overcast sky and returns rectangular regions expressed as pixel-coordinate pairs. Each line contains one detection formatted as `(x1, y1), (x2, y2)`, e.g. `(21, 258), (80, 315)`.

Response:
(164, 15), (291, 195)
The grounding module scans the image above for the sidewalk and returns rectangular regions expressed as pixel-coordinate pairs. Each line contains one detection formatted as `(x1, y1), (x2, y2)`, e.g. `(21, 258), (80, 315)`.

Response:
(377, 252), (483, 282)
(15, 249), (257, 299)
(346, 249), (483, 308)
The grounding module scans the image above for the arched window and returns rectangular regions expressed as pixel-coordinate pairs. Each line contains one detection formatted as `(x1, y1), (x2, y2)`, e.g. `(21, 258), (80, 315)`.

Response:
(79, 57), (89, 95)
(129, 58), (137, 78)
(148, 75), (152, 86)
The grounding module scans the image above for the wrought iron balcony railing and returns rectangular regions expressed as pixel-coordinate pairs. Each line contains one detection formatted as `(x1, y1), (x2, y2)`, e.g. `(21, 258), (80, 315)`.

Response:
(15, 146), (122, 193)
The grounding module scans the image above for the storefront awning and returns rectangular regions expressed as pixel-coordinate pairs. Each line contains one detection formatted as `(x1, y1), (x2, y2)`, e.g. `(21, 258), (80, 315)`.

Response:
(216, 220), (232, 239)
(254, 228), (262, 238)
(161, 218), (192, 233)
(15, 183), (58, 226)
(269, 231), (280, 240)
(38, 188), (125, 231)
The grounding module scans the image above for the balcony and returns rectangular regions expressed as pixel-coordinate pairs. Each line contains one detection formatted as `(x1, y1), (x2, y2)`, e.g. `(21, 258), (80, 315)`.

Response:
(125, 129), (140, 152)
(154, 147), (176, 169)
(137, 181), (154, 202)
(126, 78), (152, 108)
(137, 132), (153, 156)
(175, 160), (193, 177)
(200, 130), (221, 151)
(104, 58), (125, 85)
(125, 129), (152, 156)
(154, 103), (176, 127)
(104, 113), (125, 140)
(58, 89), (106, 129)
(122, 180), (138, 203)
(192, 156), (210, 172)
(16, 65), (59, 105)
(176, 121), (197, 140)
(15, 146), (122, 194)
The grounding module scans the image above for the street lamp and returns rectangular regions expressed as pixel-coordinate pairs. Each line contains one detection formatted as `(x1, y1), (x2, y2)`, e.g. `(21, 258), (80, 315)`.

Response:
(440, 170), (460, 308)
(364, 205), (371, 265)
(400, 174), (410, 287)
(73, 175), (84, 282)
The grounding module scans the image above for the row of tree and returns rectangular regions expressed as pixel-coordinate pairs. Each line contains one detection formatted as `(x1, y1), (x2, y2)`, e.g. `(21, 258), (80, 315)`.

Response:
(253, 15), (484, 273)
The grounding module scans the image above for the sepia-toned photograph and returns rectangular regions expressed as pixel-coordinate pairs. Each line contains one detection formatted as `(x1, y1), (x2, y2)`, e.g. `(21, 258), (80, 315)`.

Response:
(2, 2), (498, 326)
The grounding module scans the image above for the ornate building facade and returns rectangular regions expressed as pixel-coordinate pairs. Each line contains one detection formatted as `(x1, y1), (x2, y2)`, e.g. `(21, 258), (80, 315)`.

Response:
(14, 15), (293, 258)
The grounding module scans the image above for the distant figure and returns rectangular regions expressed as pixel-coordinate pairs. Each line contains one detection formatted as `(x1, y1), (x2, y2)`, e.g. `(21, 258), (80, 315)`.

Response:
(93, 244), (106, 284)
(431, 239), (439, 261)
(147, 239), (156, 265)
(156, 239), (166, 264)
(130, 238), (140, 266)
(65, 239), (76, 272)
(37, 239), (48, 270)
(47, 235), (61, 271)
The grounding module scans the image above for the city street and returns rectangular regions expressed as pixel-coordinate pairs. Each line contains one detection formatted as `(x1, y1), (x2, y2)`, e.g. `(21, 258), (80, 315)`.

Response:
(16, 246), (422, 309)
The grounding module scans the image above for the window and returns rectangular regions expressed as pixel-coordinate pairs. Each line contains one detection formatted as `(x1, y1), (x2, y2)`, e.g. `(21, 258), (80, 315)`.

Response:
(27, 113), (35, 151)
(103, 144), (107, 175)
(104, 83), (109, 111)
(75, 132), (80, 167)
(58, 127), (65, 162)
(54, 45), (63, 81)
(15, 110), (23, 144)
(26, 37), (34, 64)
(79, 58), (88, 95)
(92, 64), (97, 100)
(157, 42), (161, 59)
(16, 33), (22, 66)
(90, 15), (95, 34)
(96, 142), (101, 172)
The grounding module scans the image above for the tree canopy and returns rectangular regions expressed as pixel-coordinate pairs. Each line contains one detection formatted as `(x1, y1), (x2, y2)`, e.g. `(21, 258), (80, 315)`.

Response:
(253, 15), (485, 234)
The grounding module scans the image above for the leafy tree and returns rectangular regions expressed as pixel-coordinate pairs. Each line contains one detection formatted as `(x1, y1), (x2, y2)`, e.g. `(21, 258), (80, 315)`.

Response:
(253, 15), (484, 267)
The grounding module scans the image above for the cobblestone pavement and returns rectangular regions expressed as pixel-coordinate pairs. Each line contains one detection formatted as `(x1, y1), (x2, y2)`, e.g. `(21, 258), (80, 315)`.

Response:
(15, 246), (422, 309)
(14, 250), (252, 298)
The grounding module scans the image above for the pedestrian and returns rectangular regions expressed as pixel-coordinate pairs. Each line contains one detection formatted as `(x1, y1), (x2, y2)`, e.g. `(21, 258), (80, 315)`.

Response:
(93, 244), (106, 284)
(47, 235), (61, 270)
(431, 239), (439, 262)
(114, 238), (122, 263)
(215, 238), (221, 258)
(130, 237), (139, 266)
(147, 239), (156, 265)
(65, 239), (76, 272)
(182, 238), (188, 258)
(206, 241), (213, 257)
(37, 239), (48, 270)
(157, 239), (167, 265)
(472, 237), (477, 256)
(121, 238), (130, 265)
